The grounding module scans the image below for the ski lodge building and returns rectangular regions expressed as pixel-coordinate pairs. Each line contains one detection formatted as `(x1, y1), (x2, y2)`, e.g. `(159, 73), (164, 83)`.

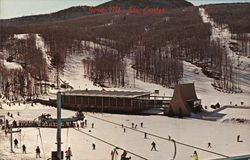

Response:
(61, 90), (151, 114)
(164, 83), (201, 117)
(52, 83), (200, 116)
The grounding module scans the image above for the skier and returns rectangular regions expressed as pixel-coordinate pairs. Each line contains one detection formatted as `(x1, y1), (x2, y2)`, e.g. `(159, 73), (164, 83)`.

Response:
(144, 132), (147, 139)
(207, 142), (212, 148)
(35, 146), (41, 158)
(191, 151), (199, 160)
(22, 144), (26, 154)
(135, 124), (137, 129)
(92, 123), (94, 128)
(237, 135), (243, 142)
(151, 141), (157, 151)
(121, 124), (124, 128)
(92, 143), (96, 150)
(140, 122), (143, 128)
(85, 119), (87, 127)
(14, 139), (18, 148)
(65, 147), (72, 160)
(121, 150), (131, 160)
(6, 119), (9, 129)
(17, 112), (20, 116)
(123, 128), (126, 133)
(12, 120), (17, 128)
(111, 148), (118, 160)
(131, 123), (134, 128)
(81, 121), (85, 128)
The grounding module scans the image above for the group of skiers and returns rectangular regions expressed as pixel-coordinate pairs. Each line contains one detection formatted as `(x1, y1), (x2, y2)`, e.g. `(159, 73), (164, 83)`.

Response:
(7, 112), (13, 118)
(131, 122), (143, 129)
(78, 119), (90, 128)
(13, 138), (39, 156)
(12, 138), (41, 158)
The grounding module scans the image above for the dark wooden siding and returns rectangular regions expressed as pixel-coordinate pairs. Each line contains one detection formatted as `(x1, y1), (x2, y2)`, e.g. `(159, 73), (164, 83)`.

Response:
(62, 95), (150, 114)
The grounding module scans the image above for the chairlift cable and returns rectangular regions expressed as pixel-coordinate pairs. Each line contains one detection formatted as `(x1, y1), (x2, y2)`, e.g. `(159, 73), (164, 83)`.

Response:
(73, 128), (148, 160)
(85, 113), (230, 158)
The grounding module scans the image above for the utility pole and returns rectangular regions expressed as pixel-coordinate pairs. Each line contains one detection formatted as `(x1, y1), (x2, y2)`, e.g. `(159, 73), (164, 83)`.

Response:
(56, 92), (62, 160)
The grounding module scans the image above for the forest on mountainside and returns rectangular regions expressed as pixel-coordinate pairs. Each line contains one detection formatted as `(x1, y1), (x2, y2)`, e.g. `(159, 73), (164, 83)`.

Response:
(203, 3), (250, 34)
(1, 3), (248, 99)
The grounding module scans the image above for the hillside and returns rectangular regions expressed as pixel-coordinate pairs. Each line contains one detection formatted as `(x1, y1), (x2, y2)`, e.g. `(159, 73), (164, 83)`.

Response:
(0, 3), (249, 107)
(203, 3), (250, 33)
(0, 0), (193, 26)
(97, 0), (193, 10)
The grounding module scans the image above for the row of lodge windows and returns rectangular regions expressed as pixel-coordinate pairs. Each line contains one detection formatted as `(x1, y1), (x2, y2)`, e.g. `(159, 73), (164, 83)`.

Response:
(62, 95), (148, 108)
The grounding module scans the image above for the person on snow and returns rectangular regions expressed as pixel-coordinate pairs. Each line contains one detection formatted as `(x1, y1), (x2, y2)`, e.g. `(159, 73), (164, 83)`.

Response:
(92, 143), (96, 150)
(14, 139), (18, 148)
(111, 148), (118, 160)
(131, 123), (134, 128)
(91, 123), (94, 128)
(35, 146), (41, 158)
(12, 120), (17, 128)
(22, 144), (26, 154)
(65, 147), (72, 160)
(207, 142), (212, 148)
(81, 121), (84, 128)
(144, 133), (147, 139)
(140, 122), (143, 128)
(6, 119), (9, 129)
(237, 135), (243, 142)
(151, 141), (157, 151)
(121, 150), (131, 160)
(85, 119), (87, 127)
(191, 151), (199, 160)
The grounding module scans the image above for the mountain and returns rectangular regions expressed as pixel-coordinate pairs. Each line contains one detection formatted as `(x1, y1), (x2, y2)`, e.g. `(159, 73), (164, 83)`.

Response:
(0, 0), (193, 26)
(97, 0), (193, 9)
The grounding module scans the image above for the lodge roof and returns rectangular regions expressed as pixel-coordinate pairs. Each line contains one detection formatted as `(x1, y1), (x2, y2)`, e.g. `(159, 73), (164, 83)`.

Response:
(62, 90), (150, 98)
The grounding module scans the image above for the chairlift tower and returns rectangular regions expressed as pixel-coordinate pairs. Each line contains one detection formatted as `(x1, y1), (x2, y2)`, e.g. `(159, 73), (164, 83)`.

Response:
(56, 92), (62, 160)
(51, 92), (84, 160)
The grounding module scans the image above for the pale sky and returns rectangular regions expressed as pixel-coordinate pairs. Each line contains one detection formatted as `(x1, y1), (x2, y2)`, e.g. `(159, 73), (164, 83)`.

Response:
(0, 0), (110, 19)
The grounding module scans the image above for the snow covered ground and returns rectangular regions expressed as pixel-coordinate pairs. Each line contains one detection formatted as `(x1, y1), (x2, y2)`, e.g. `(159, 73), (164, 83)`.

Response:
(0, 103), (249, 160)
(181, 61), (250, 107)
(218, 107), (250, 120)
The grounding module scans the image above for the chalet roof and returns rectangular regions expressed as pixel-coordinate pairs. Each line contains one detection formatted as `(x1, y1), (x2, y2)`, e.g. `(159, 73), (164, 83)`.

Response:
(62, 90), (150, 98)
(168, 83), (199, 116)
